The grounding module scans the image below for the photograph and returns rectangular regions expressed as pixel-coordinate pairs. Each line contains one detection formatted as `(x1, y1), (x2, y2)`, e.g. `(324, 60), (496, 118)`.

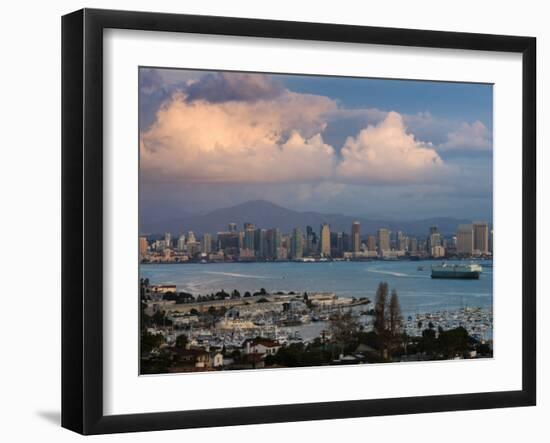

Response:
(138, 68), (494, 374)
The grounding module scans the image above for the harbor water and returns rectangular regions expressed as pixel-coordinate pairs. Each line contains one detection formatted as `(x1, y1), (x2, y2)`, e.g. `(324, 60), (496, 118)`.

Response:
(140, 260), (493, 316)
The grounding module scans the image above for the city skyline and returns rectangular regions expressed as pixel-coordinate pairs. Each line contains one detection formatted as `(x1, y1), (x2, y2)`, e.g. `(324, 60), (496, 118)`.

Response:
(139, 68), (493, 222)
(140, 217), (492, 264)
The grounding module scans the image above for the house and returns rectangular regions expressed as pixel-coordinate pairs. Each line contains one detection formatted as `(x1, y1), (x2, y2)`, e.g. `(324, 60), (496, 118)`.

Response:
(243, 338), (281, 356)
(212, 352), (224, 368)
(174, 348), (212, 368)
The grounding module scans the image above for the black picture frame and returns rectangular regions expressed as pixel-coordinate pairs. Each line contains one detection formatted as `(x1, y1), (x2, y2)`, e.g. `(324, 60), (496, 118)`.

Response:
(62, 8), (536, 435)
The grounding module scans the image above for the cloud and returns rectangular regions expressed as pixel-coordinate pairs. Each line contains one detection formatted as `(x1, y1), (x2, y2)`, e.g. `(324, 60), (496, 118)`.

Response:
(186, 72), (285, 103)
(140, 90), (336, 183)
(439, 120), (492, 151)
(140, 72), (461, 187)
(336, 112), (447, 184)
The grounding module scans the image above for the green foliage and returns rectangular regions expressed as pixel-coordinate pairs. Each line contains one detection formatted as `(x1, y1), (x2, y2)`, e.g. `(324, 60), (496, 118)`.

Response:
(175, 334), (188, 348)
(141, 330), (164, 354)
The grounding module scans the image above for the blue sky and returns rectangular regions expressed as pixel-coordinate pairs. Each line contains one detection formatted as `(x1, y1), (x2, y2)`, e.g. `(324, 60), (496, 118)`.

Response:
(139, 68), (493, 222)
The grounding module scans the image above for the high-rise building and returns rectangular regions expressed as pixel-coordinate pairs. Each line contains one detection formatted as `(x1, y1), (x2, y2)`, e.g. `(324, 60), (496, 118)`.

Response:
(305, 226), (317, 256)
(396, 230), (408, 251)
(473, 221), (489, 254)
(265, 228), (281, 259)
(228, 223), (237, 233)
(320, 223), (331, 257)
(489, 229), (494, 254)
(244, 224), (255, 251)
(351, 221), (361, 253)
(187, 231), (196, 244)
(139, 236), (148, 258)
(427, 226), (441, 253)
(201, 233), (212, 254)
(367, 235), (377, 252)
(254, 228), (267, 258)
(164, 232), (172, 249)
(177, 234), (186, 251)
(377, 228), (390, 253)
(456, 224), (474, 255)
(408, 237), (418, 253)
(290, 227), (303, 259)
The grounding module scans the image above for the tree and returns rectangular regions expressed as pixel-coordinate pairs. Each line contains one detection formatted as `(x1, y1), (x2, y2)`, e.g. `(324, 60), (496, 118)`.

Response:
(330, 312), (361, 347)
(388, 289), (403, 354)
(373, 282), (389, 358)
(175, 334), (188, 348)
(231, 289), (241, 299)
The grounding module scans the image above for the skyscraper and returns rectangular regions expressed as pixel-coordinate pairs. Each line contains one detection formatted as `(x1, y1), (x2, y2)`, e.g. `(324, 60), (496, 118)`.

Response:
(408, 237), (418, 253)
(320, 223), (331, 257)
(473, 221), (489, 254)
(201, 233), (212, 254)
(164, 232), (171, 249)
(177, 234), (186, 251)
(228, 222), (237, 233)
(305, 225), (317, 256)
(244, 224), (255, 251)
(377, 228), (390, 253)
(254, 228), (267, 258)
(290, 227), (303, 259)
(396, 230), (408, 251)
(456, 224), (474, 255)
(367, 235), (377, 252)
(351, 221), (361, 253)
(427, 226), (441, 253)
(139, 236), (148, 258)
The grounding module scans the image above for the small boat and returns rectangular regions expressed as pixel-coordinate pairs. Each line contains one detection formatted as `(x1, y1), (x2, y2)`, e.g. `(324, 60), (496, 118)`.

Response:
(417, 265), (424, 271)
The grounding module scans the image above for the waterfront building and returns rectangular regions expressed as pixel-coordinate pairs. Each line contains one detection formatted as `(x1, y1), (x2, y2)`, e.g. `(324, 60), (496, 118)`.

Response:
(397, 230), (408, 251)
(254, 228), (267, 259)
(408, 237), (418, 253)
(187, 231), (196, 244)
(139, 236), (148, 258)
(377, 228), (390, 253)
(331, 231), (344, 258)
(457, 224), (474, 255)
(431, 245), (445, 258)
(473, 221), (489, 254)
(305, 225), (317, 256)
(164, 232), (172, 249)
(187, 241), (201, 257)
(265, 228), (281, 259)
(351, 221), (361, 253)
(201, 233), (212, 254)
(427, 226), (441, 254)
(489, 229), (494, 254)
(367, 235), (377, 252)
(177, 234), (186, 251)
(290, 227), (303, 259)
(320, 223), (331, 257)
(244, 225), (255, 251)
(217, 231), (240, 255)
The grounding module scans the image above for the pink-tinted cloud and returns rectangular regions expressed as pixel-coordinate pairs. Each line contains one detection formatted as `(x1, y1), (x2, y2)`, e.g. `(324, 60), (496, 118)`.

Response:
(336, 112), (447, 184)
(140, 90), (336, 183)
(439, 120), (492, 151)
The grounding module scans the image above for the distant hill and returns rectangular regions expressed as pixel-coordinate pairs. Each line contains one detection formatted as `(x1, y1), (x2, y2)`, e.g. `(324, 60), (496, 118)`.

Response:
(140, 199), (472, 237)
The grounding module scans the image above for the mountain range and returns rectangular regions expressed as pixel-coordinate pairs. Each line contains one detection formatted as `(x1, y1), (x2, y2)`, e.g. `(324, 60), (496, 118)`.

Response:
(140, 200), (473, 237)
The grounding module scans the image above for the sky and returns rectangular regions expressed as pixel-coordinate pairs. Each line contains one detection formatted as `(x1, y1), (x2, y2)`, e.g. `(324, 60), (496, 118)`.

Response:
(139, 67), (493, 221)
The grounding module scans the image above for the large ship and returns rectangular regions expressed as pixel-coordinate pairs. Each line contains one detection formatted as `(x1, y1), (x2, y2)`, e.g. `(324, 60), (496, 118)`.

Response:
(431, 262), (483, 279)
